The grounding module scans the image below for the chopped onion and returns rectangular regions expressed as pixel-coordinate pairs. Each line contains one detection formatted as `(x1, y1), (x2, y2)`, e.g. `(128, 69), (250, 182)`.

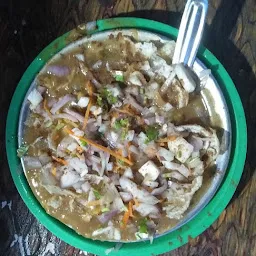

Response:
(119, 192), (133, 202)
(77, 97), (89, 108)
(144, 117), (155, 125)
(106, 162), (114, 171)
(68, 157), (88, 177)
(27, 89), (43, 109)
(109, 173), (120, 185)
(155, 115), (164, 126)
(38, 153), (51, 165)
(37, 85), (46, 94)
(123, 167), (133, 179)
(133, 203), (159, 217)
(81, 182), (91, 193)
(151, 177), (167, 195)
(124, 94), (144, 112)
(64, 108), (84, 123)
(60, 170), (80, 188)
(50, 95), (75, 114)
(97, 210), (119, 224)
(158, 147), (174, 162)
(162, 161), (190, 178)
(129, 145), (140, 154)
(119, 177), (159, 205)
(142, 180), (159, 188)
(52, 113), (78, 122)
(188, 136), (204, 151)
(47, 65), (70, 77)
(23, 156), (42, 170)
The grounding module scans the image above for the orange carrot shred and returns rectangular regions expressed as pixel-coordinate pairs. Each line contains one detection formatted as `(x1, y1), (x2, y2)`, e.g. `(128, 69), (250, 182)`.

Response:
(86, 80), (94, 97)
(156, 135), (177, 143)
(82, 100), (92, 130)
(51, 167), (57, 176)
(43, 99), (52, 117)
(65, 128), (133, 166)
(134, 198), (139, 207)
(128, 201), (134, 218)
(122, 208), (130, 229)
(52, 155), (68, 165)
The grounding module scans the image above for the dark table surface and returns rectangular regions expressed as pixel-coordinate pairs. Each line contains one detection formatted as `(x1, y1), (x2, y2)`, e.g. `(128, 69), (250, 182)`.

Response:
(1, 0), (256, 255)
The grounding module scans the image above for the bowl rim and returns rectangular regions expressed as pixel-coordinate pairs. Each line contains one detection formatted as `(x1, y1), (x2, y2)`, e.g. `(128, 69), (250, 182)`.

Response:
(5, 17), (247, 256)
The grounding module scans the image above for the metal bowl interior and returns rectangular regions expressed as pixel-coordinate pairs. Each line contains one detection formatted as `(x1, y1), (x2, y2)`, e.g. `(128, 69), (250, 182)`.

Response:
(6, 18), (246, 256)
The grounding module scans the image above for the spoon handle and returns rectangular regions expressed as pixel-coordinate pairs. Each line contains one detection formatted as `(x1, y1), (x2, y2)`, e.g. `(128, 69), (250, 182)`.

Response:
(172, 0), (208, 67)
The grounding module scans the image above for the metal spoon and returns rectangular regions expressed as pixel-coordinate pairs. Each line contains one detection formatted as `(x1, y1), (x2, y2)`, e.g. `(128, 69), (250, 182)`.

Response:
(172, 0), (208, 67)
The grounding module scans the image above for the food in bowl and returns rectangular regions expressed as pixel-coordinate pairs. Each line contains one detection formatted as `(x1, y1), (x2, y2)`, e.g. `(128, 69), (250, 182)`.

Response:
(18, 32), (219, 241)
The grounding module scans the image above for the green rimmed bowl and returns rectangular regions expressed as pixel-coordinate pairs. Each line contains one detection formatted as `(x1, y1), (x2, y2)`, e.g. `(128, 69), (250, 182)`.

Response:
(6, 17), (247, 255)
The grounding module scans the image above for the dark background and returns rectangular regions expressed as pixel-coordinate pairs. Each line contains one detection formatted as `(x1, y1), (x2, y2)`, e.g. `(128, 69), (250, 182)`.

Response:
(1, 0), (255, 255)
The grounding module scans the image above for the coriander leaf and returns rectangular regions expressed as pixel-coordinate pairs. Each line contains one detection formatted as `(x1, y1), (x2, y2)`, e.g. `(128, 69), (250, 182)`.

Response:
(56, 122), (65, 130)
(114, 74), (124, 82)
(79, 140), (88, 147)
(93, 189), (102, 200)
(117, 159), (125, 165)
(101, 88), (118, 105)
(96, 95), (103, 107)
(17, 145), (29, 158)
(107, 94), (117, 105)
(121, 129), (128, 140)
(120, 119), (129, 127)
(145, 126), (159, 143)
(139, 218), (148, 234)
(114, 118), (129, 130)
(101, 207), (110, 213)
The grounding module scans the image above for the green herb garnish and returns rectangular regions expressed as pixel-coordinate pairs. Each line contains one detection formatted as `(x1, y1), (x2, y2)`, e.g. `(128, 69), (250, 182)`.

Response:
(118, 159), (125, 165)
(177, 150), (182, 159)
(17, 145), (29, 158)
(121, 129), (128, 140)
(56, 122), (65, 130)
(96, 95), (103, 107)
(114, 118), (129, 130)
(101, 207), (110, 213)
(139, 218), (148, 234)
(79, 140), (88, 147)
(101, 88), (118, 105)
(145, 126), (159, 143)
(114, 74), (124, 82)
(44, 120), (53, 128)
(93, 189), (102, 200)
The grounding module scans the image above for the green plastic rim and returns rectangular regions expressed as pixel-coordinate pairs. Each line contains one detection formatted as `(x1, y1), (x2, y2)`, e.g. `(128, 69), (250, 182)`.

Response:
(6, 18), (247, 255)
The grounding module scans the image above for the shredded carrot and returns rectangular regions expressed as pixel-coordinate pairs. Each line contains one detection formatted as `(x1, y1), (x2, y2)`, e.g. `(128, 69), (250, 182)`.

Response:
(52, 134), (59, 141)
(43, 99), (52, 117)
(157, 135), (177, 143)
(128, 201), (134, 217)
(122, 208), (130, 228)
(126, 142), (133, 162)
(134, 198), (140, 207)
(52, 155), (68, 165)
(51, 167), (57, 176)
(122, 201), (135, 228)
(86, 80), (94, 97)
(82, 100), (92, 130)
(65, 128), (133, 166)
